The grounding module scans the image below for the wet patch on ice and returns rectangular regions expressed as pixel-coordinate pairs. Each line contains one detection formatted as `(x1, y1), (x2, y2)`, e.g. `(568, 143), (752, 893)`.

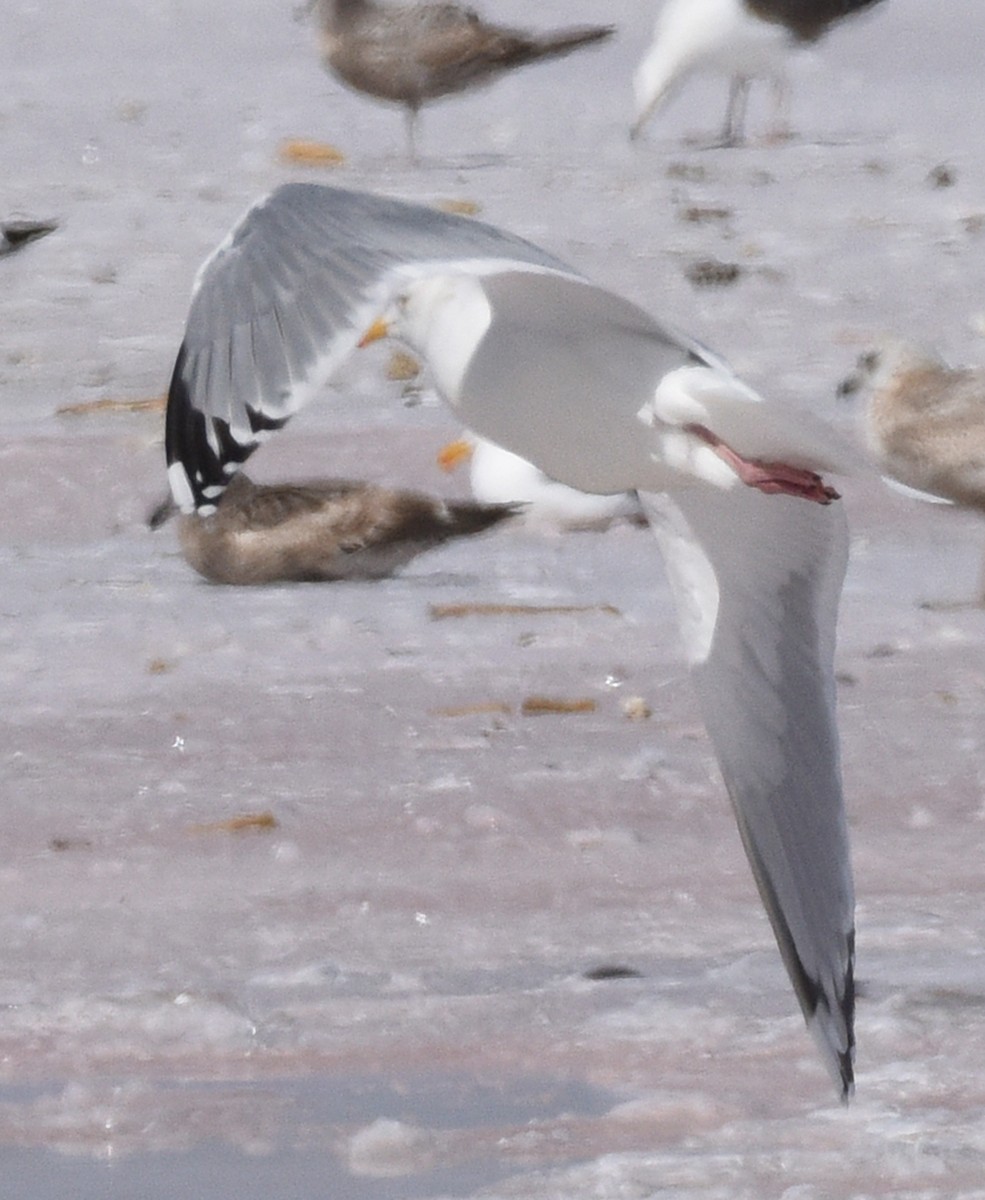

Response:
(0, 1071), (617, 1200)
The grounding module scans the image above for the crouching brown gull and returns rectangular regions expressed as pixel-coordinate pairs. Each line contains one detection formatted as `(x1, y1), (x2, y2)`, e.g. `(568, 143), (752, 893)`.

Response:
(164, 182), (857, 1097)
(631, 0), (886, 146)
(307, 0), (613, 157)
(150, 471), (517, 584)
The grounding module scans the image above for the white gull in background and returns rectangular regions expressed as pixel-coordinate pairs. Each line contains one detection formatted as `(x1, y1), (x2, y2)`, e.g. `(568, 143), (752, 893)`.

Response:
(306, 0), (613, 158)
(165, 182), (857, 1097)
(437, 433), (646, 531)
(631, 0), (886, 146)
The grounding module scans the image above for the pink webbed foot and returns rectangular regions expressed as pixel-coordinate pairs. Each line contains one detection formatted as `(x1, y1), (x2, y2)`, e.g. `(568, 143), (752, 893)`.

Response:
(686, 424), (840, 505)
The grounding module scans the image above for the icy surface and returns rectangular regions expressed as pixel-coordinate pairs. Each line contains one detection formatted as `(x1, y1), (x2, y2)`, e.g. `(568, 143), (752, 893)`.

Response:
(4, 0), (985, 1195)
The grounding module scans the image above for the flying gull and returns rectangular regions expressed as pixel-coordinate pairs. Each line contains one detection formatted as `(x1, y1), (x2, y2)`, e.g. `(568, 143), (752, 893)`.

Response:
(307, 0), (613, 157)
(150, 470), (516, 584)
(631, 0), (886, 146)
(165, 182), (857, 1096)
(438, 433), (647, 531)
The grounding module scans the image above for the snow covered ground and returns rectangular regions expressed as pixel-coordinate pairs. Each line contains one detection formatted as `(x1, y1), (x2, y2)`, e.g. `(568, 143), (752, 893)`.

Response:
(4, 1), (985, 1196)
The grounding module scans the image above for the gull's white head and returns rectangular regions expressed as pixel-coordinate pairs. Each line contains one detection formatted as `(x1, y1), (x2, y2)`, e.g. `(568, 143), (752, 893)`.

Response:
(361, 273), (492, 402)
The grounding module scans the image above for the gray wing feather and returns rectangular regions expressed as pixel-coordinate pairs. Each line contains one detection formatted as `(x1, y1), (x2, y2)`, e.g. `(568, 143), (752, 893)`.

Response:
(642, 485), (855, 1097)
(167, 184), (576, 510)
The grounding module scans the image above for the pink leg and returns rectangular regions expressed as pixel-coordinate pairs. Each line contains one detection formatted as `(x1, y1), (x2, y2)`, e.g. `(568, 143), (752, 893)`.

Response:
(686, 424), (840, 505)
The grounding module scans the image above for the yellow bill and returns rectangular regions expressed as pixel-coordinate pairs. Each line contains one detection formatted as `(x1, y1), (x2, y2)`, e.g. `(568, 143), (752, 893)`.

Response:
(357, 316), (390, 348)
(437, 438), (475, 472)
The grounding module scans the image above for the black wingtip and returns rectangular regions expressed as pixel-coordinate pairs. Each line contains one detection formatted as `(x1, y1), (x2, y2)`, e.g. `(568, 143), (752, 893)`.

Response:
(837, 931), (857, 1101)
(735, 828), (856, 1099)
(812, 930), (855, 1101)
(164, 343), (262, 510)
(164, 343), (204, 505)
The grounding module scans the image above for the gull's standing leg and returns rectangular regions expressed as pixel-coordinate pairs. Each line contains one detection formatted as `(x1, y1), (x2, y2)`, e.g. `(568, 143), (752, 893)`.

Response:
(975, 541), (985, 608)
(404, 103), (421, 163)
(767, 74), (793, 143)
(721, 75), (751, 146)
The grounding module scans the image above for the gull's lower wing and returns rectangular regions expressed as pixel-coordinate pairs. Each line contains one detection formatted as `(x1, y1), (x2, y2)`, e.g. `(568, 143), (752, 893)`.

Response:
(642, 485), (855, 1097)
(166, 183), (577, 511)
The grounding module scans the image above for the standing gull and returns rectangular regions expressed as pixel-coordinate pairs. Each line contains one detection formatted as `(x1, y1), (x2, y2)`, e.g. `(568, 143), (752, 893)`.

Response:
(631, 0), (886, 146)
(165, 182), (856, 1097)
(150, 471), (517, 584)
(307, 0), (613, 157)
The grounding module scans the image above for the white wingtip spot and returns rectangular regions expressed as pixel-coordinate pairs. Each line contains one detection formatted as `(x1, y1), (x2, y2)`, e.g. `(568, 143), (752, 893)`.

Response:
(167, 462), (197, 514)
(205, 420), (222, 457)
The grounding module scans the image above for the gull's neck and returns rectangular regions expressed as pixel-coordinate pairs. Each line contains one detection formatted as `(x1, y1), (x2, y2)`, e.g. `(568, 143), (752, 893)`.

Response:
(404, 276), (493, 406)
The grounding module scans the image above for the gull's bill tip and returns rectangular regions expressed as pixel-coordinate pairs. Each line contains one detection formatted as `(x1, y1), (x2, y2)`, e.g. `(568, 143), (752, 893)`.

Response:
(358, 316), (390, 348)
(437, 438), (475, 472)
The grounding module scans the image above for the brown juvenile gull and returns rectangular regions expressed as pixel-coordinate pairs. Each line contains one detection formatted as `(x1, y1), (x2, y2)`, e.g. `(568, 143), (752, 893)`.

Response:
(631, 0), (886, 146)
(308, 0), (613, 157)
(163, 182), (858, 1097)
(841, 339), (985, 600)
(150, 471), (517, 584)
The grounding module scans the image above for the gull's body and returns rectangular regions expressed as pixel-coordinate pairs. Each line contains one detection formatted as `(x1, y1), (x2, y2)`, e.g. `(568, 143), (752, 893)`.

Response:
(440, 433), (646, 531)
(842, 340), (985, 603)
(309, 0), (613, 156)
(844, 341), (985, 511)
(631, 0), (886, 145)
(152, 471), (516, 584)
(165, 183), (856, 1096)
